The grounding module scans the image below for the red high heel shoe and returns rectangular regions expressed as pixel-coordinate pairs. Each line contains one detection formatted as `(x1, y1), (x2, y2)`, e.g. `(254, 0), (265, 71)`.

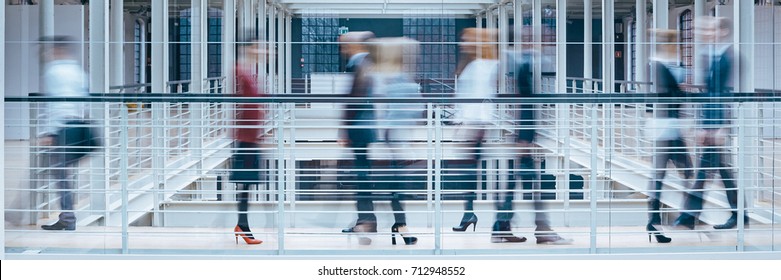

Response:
(234, 225), (263, 245)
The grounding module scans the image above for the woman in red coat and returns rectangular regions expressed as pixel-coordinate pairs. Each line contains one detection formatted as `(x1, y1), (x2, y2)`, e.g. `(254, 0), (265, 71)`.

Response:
(230, 35), (265, 245)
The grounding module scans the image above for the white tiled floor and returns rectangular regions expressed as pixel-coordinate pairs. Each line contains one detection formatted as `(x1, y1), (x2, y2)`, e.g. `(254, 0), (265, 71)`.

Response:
(5, 225), (779, 254)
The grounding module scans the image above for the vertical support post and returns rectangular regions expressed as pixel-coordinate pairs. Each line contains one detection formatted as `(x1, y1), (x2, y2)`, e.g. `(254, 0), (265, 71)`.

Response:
(89, 0), (111, 241)
(636, 0), (647, 93)
(151, 0), (169, 227)
(40, 0), (54, 38)
(110, 0), (124, 91)
(119, 102), (130, 254)
(426, 103), (434, 227)
(40, 0), (54, 93)
(224, 0), (236, 94)
(602, 0), (614, 94)
(277, 10), (285, 94)
(276, 104), (286, 254)
(434, 105), (443, 255)
(476, 14), (484, 59)
(191, 0), (207, 178)
(1, 0), (6, 260)
(693, 0), (706, 85)
(533, 0), (542, 93)
(111, 0), (126, 252)
(734, 0), (754, 94)
(486, 7), (495, 29)
(268, 6), (276, 94)
(556, 0), (567, 94)
(601, 0), (614, 199)
(652, 0), (669, 29)
(652, 0), (668, 94)
(514, 0), (522, 54)
(734, 0), (755, 252)
(556, 0), (570, 224)
(498, 4), (508, 95)
(584, 0), (592, 92)
(286, 13), (292, 94)
(258, 0), (267, 92)
(192, 0), (207, 94)
(240, 0), (252, 39)
(589, 102), (599, 254)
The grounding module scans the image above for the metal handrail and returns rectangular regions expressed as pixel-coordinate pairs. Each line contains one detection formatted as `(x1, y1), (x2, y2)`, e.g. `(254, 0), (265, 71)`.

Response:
(10, 92), (781, 104)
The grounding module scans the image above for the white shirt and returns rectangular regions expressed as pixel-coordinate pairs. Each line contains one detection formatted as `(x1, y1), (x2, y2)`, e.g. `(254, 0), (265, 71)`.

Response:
(346, 52), (369, 71)
(40, 59), (89, 137)
(455, 59), (498, 123)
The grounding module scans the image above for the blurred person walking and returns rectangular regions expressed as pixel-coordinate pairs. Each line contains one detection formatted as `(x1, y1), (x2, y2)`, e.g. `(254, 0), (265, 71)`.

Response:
(644, 29), (693, 243)
(673, 17), (746, 230)
(229, 32), (266, 245)
(339, 31), (379, 244)
(38, 36), (98, 231)
(450, 28), (498, 233)
(367, 37), (421, 245)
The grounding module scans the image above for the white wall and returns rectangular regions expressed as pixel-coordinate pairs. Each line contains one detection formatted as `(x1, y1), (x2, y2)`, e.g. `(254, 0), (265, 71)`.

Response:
(4, 5), (85, 140)
(755, 6), (781, 138)
(754, 6), (781, 91)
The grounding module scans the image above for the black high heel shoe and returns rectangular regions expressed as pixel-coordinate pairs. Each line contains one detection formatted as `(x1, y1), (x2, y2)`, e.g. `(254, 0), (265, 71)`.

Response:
(391, 223), (418, 245)
(646, 224), (672, 243)
(452, 213), (478, 232)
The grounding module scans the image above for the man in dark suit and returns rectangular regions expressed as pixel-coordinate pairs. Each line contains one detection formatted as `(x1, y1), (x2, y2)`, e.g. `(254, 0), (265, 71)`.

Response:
(338, 32), (378, 244)
(674, 17), (746, 230)
(491, 38), (572, 244)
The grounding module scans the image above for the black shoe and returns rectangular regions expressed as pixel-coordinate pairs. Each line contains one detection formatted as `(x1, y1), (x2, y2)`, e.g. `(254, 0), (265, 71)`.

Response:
(490, 221), (526, 243)
(713, 215), (749, 230)
(342, 227), (355, 233)
(41, 221), (75, 231)
(535, 233), (573, 245)
(452, 213), (478, 232)
(646, 224), (672, 243)
(673, 214), (696, 230)
(491, 233), (527, 243)
(391, 223), (418, 245)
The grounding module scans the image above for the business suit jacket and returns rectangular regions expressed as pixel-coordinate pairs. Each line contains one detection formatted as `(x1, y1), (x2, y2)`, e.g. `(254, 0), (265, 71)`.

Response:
(343, 54), (377, 146)
(702, 46), (733, 128)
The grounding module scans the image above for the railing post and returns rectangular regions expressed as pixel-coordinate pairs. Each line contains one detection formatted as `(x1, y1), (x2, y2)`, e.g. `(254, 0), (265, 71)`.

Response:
(276, 102), (286, 254)
(434, 104), (443, 255)
(736, 102), (750, 252)
(29, 101), (43, 224)
(287, 103), (297, 228)
(426, 103), (434, 228)
(120, 101), (130, 254)
(589, 103), (599, 254)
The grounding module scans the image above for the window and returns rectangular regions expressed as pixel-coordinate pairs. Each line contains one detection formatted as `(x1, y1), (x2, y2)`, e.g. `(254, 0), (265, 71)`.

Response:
(521, 10), (556, 73)
(680, 10), (693, 84)
(631, 20), (636, 89)
(403, 16), (457, 92)
(207, 16), (223, 78)
(301, 17), (339, 75)
(133, 19), (145, 84)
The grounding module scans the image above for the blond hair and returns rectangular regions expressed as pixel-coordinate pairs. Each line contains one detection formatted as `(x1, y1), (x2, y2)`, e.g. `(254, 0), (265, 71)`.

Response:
(461, 28), (498, 60)
(368, 37), (419, 73)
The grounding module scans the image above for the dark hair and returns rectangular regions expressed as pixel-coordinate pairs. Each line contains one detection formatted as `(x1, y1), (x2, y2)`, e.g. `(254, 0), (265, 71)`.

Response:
(39, 35), (77, 56)
(39, 35), (76, 49)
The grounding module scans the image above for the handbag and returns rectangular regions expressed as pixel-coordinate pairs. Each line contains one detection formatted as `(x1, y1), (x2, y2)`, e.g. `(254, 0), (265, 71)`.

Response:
(56, 120), (101, 164)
